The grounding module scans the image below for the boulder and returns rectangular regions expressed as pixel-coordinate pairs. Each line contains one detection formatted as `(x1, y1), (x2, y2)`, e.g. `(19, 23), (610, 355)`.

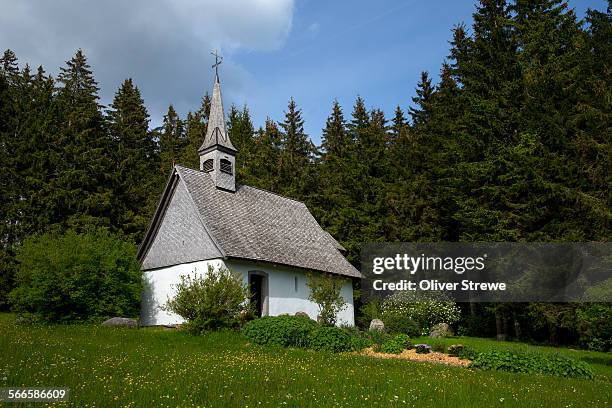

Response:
(102, 317), (138, 328)
(294, 311), (310, 319)
(369, 319), (385, 332)
(429, 323), (454, 338)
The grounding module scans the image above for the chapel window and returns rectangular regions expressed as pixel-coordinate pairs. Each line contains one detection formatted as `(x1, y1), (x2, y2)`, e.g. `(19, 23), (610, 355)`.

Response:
(203, 159), (214, 173)
(220, 159), (232, 175)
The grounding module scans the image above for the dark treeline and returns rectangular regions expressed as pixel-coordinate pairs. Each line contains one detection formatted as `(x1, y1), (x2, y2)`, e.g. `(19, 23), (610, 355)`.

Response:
(1, 0), (610, 345)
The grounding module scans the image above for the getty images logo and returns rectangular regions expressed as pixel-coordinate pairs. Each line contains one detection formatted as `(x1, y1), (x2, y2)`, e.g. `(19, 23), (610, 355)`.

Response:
(372, 253), (487, 275)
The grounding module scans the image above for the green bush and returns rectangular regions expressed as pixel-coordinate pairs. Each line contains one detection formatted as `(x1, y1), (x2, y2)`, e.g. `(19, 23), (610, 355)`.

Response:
(586, 338), (609, 352)
(357, 298), (382, 329)
(242, 315), (317, 347)
(366, 329), (391, 346)
(242, 316), (371, 353)
(341, 326), (374, 350)
(381, 312), (420, 336)
(380, 340), (403, 354)
(380, 334), (412, 354)
(447, 344), (464, 356)
(432, 343), (445, 353)
(309, 326), (357, 353)
(306, 273), (347, 326)
(577, 304), (612, 352)
(458, 346), (478, 360)
(9, 229), (141, 323)
(164, 265), (251, 334)
(470, 350), (594, 379)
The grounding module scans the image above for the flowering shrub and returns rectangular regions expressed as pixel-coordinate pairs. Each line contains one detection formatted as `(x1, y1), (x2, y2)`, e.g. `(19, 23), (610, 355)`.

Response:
(415, 344), (432, 354)
(380, 292), (460, 334)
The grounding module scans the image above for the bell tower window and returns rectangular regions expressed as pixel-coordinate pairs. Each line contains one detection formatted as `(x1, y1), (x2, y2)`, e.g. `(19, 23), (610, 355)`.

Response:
(202, 159), (214, 173)
(220, 159), (232, 175)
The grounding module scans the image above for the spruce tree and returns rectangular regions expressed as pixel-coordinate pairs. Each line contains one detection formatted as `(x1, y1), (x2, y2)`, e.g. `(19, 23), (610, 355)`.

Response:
(181, 93), (210, 169)
(249, 118), (282, 192)
(409, 71), (434, 128)
(278, 98), (315, 199)
(390, 106), (408, 143)
(53, 49), (113, 231)
(321, 100), (351, 159)
(0, 50), (19, 310)
(159, 105), (185, 174)
(314, 100), (354, 247)
(227, 105), (256, 184)
(106, 78), (156, 241)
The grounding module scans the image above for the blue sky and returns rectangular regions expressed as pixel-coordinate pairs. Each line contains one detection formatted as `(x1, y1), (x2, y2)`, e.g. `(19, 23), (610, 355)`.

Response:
(0, 0), (606, 144)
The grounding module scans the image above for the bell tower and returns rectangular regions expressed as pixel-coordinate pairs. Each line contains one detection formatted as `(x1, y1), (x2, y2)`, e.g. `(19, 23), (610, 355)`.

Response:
(198, 50), (237, 192)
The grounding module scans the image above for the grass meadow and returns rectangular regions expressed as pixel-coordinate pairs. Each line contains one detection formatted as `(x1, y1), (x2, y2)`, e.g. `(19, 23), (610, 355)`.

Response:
(0, 313), (610, 407)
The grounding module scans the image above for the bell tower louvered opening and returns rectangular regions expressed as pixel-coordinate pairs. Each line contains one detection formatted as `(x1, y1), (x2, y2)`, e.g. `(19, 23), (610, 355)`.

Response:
(202, 159), (214, 173)
(220, 159), (232, 175)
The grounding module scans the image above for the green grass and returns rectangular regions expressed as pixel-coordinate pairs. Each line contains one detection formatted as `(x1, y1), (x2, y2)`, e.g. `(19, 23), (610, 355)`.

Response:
(412, 335), (612, 380)
(0, 314), (610, 407)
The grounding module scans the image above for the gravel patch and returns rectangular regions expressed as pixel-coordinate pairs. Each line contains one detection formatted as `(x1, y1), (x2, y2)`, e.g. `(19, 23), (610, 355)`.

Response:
(358, 347), (471, 367)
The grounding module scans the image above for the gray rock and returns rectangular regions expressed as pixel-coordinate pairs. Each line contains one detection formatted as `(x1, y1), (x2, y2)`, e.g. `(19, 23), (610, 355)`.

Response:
(295, 311), (310, 319)
(102, 317), (138, 328)
(429, 323), (454, 338)
(369, 319), (385, 332)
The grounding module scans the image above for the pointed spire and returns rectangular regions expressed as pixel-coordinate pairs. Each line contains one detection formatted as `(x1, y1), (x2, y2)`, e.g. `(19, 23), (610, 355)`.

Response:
(198, 73), (236, 153)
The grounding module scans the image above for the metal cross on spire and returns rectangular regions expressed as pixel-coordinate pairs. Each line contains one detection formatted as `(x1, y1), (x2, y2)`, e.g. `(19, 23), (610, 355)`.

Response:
(211, 49), (223, 79)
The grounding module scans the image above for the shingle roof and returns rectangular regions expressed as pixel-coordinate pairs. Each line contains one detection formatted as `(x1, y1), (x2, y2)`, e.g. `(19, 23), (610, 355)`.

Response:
(174, 165), (361, 278)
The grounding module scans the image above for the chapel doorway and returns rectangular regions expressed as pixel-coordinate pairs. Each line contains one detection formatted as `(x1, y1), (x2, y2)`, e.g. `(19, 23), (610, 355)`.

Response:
(248, 271), (268, 317)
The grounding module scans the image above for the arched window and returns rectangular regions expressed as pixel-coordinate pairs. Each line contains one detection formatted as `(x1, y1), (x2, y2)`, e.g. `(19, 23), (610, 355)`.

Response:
(202, 159), (214, 173)
(220, 159), (232, 175)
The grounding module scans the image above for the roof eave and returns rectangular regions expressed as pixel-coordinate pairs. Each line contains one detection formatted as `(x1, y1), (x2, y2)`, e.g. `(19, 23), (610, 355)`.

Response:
(224, 255), (362, 280)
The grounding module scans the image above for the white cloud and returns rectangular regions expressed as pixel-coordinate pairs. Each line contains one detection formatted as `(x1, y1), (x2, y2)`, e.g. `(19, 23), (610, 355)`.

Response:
(0, 0), (295, 125)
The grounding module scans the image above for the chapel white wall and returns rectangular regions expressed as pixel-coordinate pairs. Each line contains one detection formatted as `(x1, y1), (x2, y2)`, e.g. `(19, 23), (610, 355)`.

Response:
(141, 259), (355, 327)
(141, 259), (226, 326)
(226, 261), (355, 327)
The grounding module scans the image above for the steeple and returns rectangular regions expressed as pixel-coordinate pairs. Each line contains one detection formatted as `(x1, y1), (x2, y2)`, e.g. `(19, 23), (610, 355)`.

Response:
(198, 51), (237, 192)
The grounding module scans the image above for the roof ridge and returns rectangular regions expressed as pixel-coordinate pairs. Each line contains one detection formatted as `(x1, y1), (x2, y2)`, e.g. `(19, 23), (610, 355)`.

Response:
(239, 184), (307, 206)
(176, 164), (306, 206)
